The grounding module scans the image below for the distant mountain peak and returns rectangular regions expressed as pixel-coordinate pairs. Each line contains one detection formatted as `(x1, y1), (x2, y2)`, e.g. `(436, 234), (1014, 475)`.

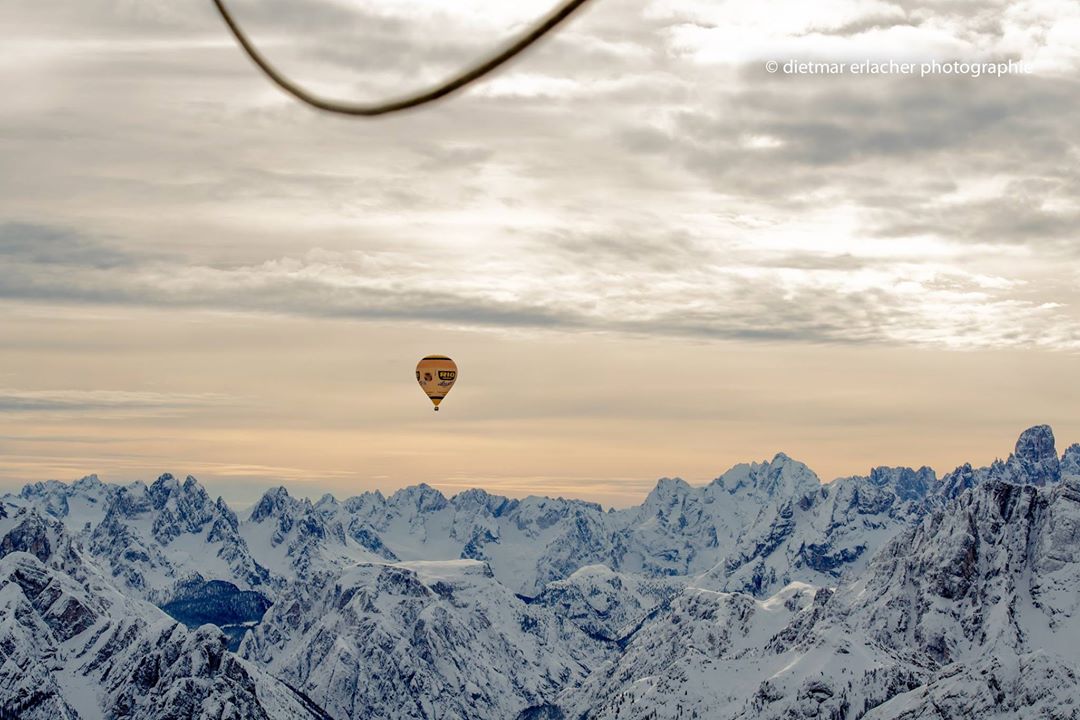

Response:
(651, 476), (692, 496)
(72, 473), (103, 489)
(452, 487), (519, 517)
(866, 465), (938, 502)
(1011, 424), (1060, 485)
(713, 453), (820, 499)
(985, 424), (1062, 487)
(388, 482), (448, 513)
(249, 486), (294, 523)
(1063, 443), (1080, 477)
(152, 472), (178, 489)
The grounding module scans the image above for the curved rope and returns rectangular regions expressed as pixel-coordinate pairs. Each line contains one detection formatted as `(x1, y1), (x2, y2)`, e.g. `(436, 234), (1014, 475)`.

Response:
(212, 0), (595, 117)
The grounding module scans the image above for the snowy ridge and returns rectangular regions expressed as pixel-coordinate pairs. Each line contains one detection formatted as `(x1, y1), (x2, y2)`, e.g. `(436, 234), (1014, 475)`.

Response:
(1, 424), (1077, 718)
(11, 475), (115, 531)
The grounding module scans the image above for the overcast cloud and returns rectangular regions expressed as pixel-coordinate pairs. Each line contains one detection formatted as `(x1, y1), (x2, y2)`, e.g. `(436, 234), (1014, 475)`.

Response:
(3, 0), (1078, 351)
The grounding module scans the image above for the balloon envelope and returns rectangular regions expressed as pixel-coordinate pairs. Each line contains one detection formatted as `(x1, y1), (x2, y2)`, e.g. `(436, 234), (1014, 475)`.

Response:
(416, 355), (457, 411)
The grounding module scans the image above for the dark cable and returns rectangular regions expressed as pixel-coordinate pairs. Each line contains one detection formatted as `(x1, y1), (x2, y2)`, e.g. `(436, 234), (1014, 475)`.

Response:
(212, 0), (595, 117)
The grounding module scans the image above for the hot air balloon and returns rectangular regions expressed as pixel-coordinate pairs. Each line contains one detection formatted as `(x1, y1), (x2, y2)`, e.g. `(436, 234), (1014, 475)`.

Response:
(416, 355), (457, 411)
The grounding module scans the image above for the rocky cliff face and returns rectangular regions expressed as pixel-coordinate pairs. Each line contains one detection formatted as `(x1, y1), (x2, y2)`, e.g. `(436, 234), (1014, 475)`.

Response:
(0, 508), (329, 720)
(13, 475), (115, 533)
(240, 559), (610, 720)
(86, 474), (272, 604)
(561, 474), (1080, 719)
(528, 565), (683, 641)
(1061, 443), (1080, 478)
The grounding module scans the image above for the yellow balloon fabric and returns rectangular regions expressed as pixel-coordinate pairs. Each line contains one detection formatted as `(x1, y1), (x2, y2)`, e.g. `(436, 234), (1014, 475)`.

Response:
(416, 356), (458, 411)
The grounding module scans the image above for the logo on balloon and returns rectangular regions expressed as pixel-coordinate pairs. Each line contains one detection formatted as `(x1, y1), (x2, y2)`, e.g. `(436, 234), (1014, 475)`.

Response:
(438, 371), (457, 381)
(424, 372), (433, 382)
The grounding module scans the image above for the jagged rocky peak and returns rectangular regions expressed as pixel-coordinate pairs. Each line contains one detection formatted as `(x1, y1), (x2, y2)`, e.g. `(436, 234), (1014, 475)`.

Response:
(451, 487), (519, 516)
(650, 476), (692, 498)
(213, 495), (239, 529)
(867, 465), (938, 501)
(104, 481), (153, 519)
(242, 558), (607, 720)
(1060, 442), (1080, 478)
(532, 564), (683, 641)
(18, 479), (68, 499)
(714, 452), (821, 499)
(97, 474), (225, 537)
(314, 493), (337, 511)
(939, 461), (977, 500)
(1009, 424), (1060, 485)
(249, 485), (295, 523)
(342, 489), (385, 514)
(17, 481), (72, 519)
(638, 477), (694, 515)
(387, 482), (449, 513)
(72, 473), (105, 491)
(16, 474), (116, 523)
(937, 425), (1064, 498)
(0, 508), (68, 565)
(146, 472), (210, 509)
(0, 546), (321, 720)
(84, 475), (271, 603)
(840, 475), (1080, 665)
(148, 471), (179, 495)
(142, 474), (221, 544)
(511, 494), (604, 529)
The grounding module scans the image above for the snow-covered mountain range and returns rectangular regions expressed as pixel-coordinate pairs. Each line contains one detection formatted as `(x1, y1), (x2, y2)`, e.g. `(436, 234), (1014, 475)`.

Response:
(1, 424), (1077, 718)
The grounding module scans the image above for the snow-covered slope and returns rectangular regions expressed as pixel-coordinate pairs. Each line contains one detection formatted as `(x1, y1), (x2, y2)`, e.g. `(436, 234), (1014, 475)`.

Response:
(0, 508), (330, 720)
(9, 474), (116, 532)
(3, 424), (1077, 719)
(557, 581), (833, 719)
(562, 474), (1080, 719)
(529, 565), (684, 641)
(700, 425), (1069, 597)
(240, 559), (611, 720)
(863, 652), (1079, 720)
(1062, 443), (1080, 478)
(86, 474), (272, 604)
(332, 485), (618, 595)
(239, 485), (386, 581)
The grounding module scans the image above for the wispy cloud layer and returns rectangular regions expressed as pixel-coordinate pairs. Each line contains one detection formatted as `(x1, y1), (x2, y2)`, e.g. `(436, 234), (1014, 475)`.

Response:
(3, 220), (1078, 350)
(2, 0), (1080, 503)
(0, 389), (234, 416)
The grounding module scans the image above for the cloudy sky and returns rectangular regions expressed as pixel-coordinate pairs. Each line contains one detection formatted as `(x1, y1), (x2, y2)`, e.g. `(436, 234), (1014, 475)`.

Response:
(2, 0), (1079, 507)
